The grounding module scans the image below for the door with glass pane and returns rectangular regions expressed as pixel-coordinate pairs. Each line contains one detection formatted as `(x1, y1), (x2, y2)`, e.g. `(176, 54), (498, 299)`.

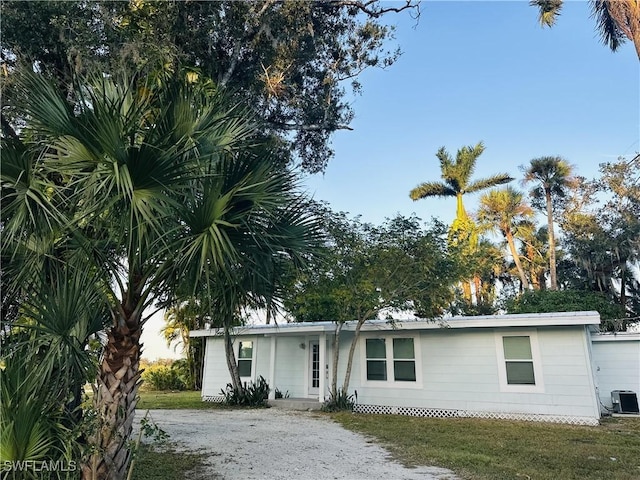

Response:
(308, 341), (320, 395)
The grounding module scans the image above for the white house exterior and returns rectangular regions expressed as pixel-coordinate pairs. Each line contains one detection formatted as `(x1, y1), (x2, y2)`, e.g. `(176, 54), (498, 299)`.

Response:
(191, 311), (639, 426)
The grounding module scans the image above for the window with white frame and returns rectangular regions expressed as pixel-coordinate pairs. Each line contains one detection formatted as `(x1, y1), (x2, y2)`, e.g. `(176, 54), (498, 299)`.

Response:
(237, 341), (253, 378)
(495, 331), (544, 392)
(503, 336), (535, 385)
(365, 337), (417, 383)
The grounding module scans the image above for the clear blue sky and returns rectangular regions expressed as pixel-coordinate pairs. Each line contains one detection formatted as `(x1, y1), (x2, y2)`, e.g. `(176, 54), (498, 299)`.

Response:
(143, 1), (639, 359)
(303, 1), (639, 227)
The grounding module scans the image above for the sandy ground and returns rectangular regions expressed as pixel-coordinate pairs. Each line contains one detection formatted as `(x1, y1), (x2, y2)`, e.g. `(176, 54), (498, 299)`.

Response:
(138, 408), (458, 480)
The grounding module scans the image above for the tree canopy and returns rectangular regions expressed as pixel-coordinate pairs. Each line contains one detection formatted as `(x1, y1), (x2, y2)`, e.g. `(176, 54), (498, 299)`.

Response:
(1, 0), (419, 173)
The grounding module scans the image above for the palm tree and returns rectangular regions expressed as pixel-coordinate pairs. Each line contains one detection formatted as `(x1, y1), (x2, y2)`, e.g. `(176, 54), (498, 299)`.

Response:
(530, 0), (640, 60)
(522, 156), (576, 291)
(518, 222), (550, 291)
(410, 142), (513, 221)
(6, 69), (320, 479)
(410, 142), (513, 302)
(477, 187), (534, 290)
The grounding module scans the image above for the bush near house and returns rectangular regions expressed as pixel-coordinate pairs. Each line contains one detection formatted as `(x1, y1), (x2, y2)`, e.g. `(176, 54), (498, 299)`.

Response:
(504, 289), (627, 331)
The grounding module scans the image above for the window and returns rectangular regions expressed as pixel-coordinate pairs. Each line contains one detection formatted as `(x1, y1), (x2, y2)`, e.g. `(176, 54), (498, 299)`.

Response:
(393, 338), (416, 382)
(503, 336), (535, 385)
(365, 337), (417, 384)
(366, 339), (387, 381)
(238, 341), (253, 377)
(495, 331), (544, 393)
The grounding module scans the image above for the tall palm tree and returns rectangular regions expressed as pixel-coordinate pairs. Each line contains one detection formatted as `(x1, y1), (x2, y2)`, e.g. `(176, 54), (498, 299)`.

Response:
(530, 0), (640, 60)
(6, 69), (320, 480)
(410, 142), (513, 221)
(410, 142), (513, 302)
(477, 187), (534, 290)
(522, 156), (576, 291)
(517, 222), (550, 291)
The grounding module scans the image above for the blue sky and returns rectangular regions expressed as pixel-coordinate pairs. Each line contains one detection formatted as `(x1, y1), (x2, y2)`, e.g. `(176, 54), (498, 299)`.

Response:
(142, 1), (639, 359)
(302, 1), (639, 227)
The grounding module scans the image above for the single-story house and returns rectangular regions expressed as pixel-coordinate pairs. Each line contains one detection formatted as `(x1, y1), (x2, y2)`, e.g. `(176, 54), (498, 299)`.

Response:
(191, 311), (640, 425)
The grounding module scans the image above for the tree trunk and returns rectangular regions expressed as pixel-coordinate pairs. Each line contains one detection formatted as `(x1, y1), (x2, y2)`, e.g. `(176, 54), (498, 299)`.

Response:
(342, 317), (367, 393)
(472, 277), (481, 305)
(224, 324), (242, 392)
(505, 230), (529, 290)
(83, 311), (143, 480)
(545, 189), (558, 290)
(330, 322), (343, 397)
(462, 281), (472, 302)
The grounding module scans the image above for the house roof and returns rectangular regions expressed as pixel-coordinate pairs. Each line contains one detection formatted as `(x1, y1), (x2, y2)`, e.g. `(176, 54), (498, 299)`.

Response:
(189, 311), (601, 338)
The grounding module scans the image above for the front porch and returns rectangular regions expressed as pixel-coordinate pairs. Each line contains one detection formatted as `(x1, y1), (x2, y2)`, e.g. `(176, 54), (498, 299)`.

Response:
(269, 397), (323, 411)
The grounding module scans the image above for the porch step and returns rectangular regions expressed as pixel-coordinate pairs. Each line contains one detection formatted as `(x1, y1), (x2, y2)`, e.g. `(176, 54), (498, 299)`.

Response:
(269, 398), (322, 411)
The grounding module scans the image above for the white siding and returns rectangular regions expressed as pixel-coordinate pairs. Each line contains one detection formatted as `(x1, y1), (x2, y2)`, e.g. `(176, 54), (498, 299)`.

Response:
(199, 322), (601, 422)
(592, 335), (640, 410)
(348, 327), (598, 419)
(201, 336), (231, 398)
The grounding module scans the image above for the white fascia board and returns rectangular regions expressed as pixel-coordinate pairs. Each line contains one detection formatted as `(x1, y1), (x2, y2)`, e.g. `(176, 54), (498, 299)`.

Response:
(189, 321), (337, 338)
(189, 311), (601, 337)
(591, 333), (640, 342)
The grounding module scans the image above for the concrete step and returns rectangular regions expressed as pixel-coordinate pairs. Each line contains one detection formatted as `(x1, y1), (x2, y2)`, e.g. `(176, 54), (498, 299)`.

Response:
(269, 398), (322, 411)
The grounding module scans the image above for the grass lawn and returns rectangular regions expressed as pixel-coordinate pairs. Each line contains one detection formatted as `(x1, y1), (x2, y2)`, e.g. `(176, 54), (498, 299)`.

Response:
(137, 390), (223, 410)
(130, 444), (209, 480)
(332, 413), (640, 480)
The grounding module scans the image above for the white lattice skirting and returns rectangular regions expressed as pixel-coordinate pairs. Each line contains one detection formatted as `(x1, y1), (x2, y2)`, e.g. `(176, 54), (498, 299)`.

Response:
(202, 395), (225, 403)
(353, 404), (599, 426)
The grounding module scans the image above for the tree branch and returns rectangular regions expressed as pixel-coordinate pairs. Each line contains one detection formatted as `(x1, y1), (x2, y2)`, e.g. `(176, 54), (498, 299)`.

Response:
(327, 0), (420, 19)
(267, 121), (353, 132)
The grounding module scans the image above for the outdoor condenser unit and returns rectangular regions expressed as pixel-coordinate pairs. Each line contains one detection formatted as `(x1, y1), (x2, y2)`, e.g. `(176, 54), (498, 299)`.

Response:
(611, 390), (639, 414)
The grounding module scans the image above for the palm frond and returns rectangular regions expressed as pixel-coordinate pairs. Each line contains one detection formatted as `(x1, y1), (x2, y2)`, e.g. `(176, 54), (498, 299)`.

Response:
(466, 173), (513, 194)
(530, 0), (564, 27)
(410, 182), (457, 200)
(590, 0), (628, 52)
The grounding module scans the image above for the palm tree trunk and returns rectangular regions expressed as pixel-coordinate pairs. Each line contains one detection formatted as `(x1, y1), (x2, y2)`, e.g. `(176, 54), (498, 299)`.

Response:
(545, 190), (558, 290)
(505, 230), (529, 290)
(83, 310), (143, 480)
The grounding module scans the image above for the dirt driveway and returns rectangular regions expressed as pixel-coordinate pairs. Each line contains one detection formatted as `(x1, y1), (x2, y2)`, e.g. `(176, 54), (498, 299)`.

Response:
(140, 408), (458, 480)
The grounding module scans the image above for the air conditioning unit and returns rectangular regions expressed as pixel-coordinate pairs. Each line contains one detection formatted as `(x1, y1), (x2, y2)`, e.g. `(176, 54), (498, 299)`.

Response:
(611, 390), (639, 414)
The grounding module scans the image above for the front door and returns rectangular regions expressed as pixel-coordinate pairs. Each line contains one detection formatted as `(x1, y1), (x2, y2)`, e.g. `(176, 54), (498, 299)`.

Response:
(308, 341), (320, 396)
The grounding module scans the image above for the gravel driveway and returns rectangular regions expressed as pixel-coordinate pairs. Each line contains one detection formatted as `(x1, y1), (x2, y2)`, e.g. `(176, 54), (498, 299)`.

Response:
(139, 408), (458, 480)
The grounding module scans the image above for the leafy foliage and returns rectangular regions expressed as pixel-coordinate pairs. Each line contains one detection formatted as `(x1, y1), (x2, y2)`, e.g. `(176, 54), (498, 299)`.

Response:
(220, 376), (271, 407)
(1, 0), (418, 172)
(142, 362), (188, 392)
(321, 388), (357, 412)
(504, 289), (625, 330)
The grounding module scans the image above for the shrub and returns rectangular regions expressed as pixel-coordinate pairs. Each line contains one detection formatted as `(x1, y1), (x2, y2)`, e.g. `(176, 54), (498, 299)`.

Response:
(274, 388), (290, 399)
(142, 364), (187, 391)
(221, 376), (270, 407)
(322, 388), (357, 412)
(504, 289), (626, 331)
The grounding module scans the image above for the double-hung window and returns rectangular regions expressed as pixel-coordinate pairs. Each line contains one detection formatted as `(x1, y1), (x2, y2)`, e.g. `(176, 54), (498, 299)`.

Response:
(237, 341), (253, 378)
(364, 336), (420, 386)
(503, 336), (535, 385)
(496, 331), (543, 392)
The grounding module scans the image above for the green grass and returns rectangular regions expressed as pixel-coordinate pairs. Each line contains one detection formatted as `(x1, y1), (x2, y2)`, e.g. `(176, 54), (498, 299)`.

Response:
(331, 413), (640, 480)
(137, 390), (223, 410)
(131, 444), (211, 480)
